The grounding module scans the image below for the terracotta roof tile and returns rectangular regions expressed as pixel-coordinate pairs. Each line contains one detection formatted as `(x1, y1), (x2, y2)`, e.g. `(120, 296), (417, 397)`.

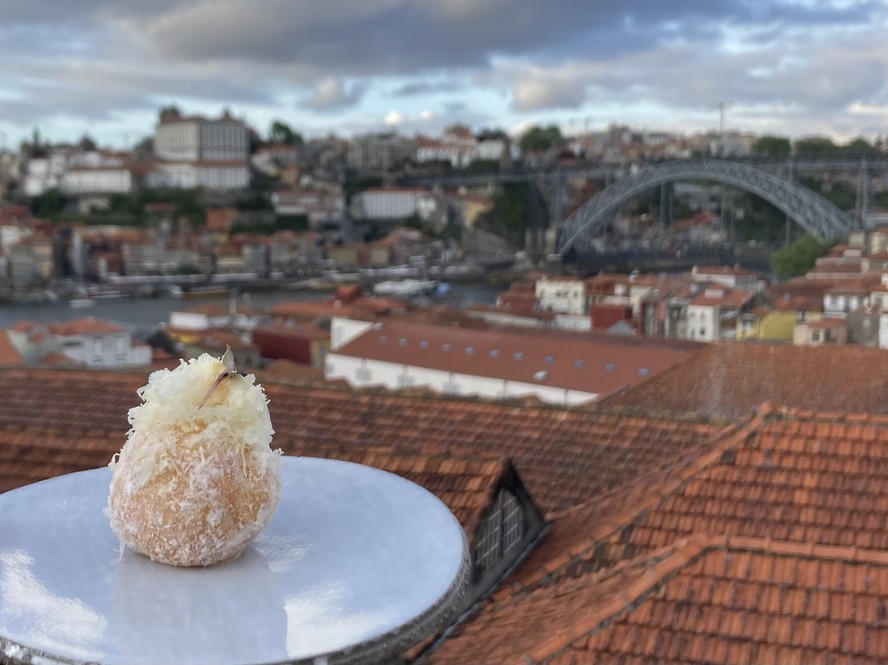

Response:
(607, 343), (888, 418)
(427, 535), (888, 664)
(440, 406), (888, 651)
(0, 331), (23, 365)
(333, 319), (697, 400)
(0, 423), (504, 545)
(0, 366), (718, 517)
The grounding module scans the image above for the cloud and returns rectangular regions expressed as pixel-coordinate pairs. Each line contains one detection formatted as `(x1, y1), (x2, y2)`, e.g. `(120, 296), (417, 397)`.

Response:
(301, 78), (365, 111)
(391, 81), (464, 97)
(510, 70), (588, 111)
(383, 110), (405, 126)
(1, 0), (888, 143)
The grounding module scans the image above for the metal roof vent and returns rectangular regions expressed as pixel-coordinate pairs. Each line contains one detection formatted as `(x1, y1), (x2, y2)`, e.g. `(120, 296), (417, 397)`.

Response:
(605, 363), (616, 372)
(442, 343), (451, 351)
(544, 355), (554, 364)
(398, 338), (407, 346)
(574, 359), (584, 368)
(379, 335), (387, 343)
(514, 352), (524, 361)
(489, 349), (499, 358)
(419, 340), (429, 349)
(533, 370), (548, 381)
(638, 367), (650, 376)
(465, 346), (475, 355)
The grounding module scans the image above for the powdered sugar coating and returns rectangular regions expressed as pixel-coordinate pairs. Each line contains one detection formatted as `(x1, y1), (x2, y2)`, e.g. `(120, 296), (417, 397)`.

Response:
(107, 354), (281, 567)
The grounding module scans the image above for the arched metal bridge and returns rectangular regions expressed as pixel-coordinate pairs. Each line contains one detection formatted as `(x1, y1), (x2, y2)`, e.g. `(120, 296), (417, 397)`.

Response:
(556, 159), (858, 255)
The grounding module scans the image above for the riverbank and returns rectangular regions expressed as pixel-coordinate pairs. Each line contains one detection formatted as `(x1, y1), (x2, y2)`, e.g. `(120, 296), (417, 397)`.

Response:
(0, 281), (504, 330)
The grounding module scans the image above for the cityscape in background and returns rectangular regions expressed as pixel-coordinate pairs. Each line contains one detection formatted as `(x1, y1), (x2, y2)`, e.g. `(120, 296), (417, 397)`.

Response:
(9, 2), (888, 664)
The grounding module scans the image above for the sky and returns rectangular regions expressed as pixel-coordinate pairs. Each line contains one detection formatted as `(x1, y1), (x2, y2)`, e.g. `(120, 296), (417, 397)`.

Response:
(1, 0), (888, 149)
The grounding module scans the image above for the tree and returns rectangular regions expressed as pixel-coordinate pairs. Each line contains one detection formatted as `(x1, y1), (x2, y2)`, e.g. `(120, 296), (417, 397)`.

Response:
(844, 137), (876, 153)
(476, 128), (509, 141)
(269, 120), (303, 146)
(771, 234), (828, 281)
(78, 134), (98, 152)
(794, 137), (839, 154)
(519, 125), (564, 153)
(752, 135), (791, 156)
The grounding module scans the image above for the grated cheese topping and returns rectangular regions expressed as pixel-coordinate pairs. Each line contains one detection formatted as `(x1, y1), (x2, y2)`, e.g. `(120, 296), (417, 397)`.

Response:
(115, 354), (278, 485)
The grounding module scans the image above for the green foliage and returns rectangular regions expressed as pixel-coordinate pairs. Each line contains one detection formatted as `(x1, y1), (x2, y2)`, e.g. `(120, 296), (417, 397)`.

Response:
(771, 234), (828, 281)
(752, 135), (791, 155)
(494, 183), (527, 230)
(463, 159), (500, 173)
(519, 125), (565, 153)
(274, 215), (309, 232)
(845, 137), (876, 153)
(476, 128), (509, 141)
(343, 174), (384, 201)
(30, 189), (66, 219)
(268, 120), (303, 146)
(794, 137), (840, 154)
(231, 215), (308, 236)
(734, 194), (785, 243)
(799, 177), (856, 211)
(234, 191), (271, 211)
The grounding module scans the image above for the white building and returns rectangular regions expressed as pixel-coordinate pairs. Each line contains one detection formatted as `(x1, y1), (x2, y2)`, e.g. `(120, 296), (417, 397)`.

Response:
(8, 318), (151, 368)
(23, 153), (67, 196)
(271, 187), (346, 227)
(168, 303), (265, 332)
(143, 161), (249, 191)
(154, 108), (249, 163)
(685, 285), (752, 342)
(149, 107), (250, 190)
(347, 133), (414, 171)
(535, 276), (586, 315)
(62, 161), (133, 195)
(350, 187), (426, 221)
(325, 317), (696, 406)
(691, 265), (762, 291)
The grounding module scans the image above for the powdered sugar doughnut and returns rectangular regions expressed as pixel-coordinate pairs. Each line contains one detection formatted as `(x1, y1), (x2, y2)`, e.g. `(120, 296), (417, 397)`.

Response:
(107, 351), (281, 567)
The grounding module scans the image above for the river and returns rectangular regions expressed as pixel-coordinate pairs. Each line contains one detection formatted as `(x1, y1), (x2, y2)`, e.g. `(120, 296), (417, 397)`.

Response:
(0, 282), (502, 333)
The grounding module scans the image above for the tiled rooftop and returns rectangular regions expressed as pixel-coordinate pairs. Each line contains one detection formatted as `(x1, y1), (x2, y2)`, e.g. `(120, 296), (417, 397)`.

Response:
(0, 366), (719, 516)
(607, 342), (888, 418)
(421, 406), (888, 663)
(0, 421), (506, 546)
(0, 331), (23, 365)
(427, 534), (888, 665)
(332, 318), (698, 400)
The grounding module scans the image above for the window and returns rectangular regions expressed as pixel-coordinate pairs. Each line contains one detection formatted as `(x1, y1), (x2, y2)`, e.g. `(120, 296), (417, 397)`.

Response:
(475, 489), (525, 572)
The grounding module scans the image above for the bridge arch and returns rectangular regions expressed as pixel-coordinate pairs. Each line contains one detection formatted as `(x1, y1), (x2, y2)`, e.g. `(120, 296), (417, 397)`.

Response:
(557, 159), (858, 255)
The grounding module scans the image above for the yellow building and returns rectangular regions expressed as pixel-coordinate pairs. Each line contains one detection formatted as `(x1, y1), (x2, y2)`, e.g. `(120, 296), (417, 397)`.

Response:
(737, 306), (817, 343)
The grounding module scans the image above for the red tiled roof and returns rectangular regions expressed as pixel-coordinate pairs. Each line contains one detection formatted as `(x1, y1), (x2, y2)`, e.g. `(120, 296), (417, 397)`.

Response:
(693, 264), (759, 276)
(689, 288), (752, 308)
(807, 318), (846, 330)
(0, 331), (23, 365)
(0, 367), (718, 516)
(424, 406), (888, 663)
(607, 342), (888, 418)
(428, 533), (888, 665)
(333, 319), (697, 400)
(258, 359), (328, 383)
(0, 422), (504, 545)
